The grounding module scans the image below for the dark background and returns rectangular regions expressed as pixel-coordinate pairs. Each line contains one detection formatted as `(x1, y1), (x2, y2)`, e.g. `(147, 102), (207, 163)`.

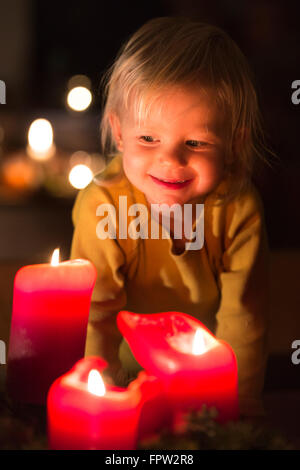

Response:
(0, 0), (300, 249)
(0, 0), (299, 446)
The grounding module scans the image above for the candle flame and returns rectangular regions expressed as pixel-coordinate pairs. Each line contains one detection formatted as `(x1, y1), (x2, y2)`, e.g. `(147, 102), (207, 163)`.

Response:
(192, 329), (206, 355)
(87, 369), (106, 396)
(51, 248), (60, 266)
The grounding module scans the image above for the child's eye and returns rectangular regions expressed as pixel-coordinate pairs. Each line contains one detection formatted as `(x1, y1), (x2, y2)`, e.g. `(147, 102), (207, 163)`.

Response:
(140, 135), (156, 143)
(186, 140), (209, 148)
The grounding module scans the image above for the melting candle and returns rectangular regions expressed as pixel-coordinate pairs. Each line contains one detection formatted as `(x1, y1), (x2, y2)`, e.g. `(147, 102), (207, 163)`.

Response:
(117, 310), (239, 424)
(47, 357), (171, 450)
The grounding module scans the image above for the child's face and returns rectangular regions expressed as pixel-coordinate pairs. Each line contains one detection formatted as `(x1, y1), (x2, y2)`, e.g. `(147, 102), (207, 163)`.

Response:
(110, 85), (226, 207)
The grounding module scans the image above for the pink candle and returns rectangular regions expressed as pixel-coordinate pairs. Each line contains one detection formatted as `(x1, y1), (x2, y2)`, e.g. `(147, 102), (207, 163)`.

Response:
(47, 356), (170, 450)
(117, 310), (239, 424)
(7, 249), (97, 404)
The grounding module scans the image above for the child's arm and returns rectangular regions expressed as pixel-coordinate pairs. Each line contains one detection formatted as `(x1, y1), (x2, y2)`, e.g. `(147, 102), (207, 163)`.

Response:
(69, 183), (128, 383)
(214, 186), (270, 417)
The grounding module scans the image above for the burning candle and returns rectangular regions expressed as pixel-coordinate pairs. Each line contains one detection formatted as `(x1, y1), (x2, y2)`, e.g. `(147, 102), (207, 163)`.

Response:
(117, 311), (239, 424)
(7, 249), (97, 404)
(47, 356), (169, 450)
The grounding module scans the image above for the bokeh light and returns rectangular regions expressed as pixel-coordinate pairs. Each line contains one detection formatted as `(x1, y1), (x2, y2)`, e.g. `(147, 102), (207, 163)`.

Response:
(68, 164), (93, 189)
(67, 86), (92, 111)
(27, 118), (55, 160)
(69, 150), (92, 168)
(2, 154), (43, 191)
(67, 74), (91, 90)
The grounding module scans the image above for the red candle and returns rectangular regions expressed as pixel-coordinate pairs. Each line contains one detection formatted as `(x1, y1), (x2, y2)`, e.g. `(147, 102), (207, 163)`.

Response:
(47, 356), (169, 450)
(136, 371), (172, 442)
(7, 249), (97, 404)
(117, 311), (239, 424)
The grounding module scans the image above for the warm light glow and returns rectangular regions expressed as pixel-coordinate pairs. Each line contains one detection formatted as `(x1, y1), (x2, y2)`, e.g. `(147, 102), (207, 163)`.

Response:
(68, 164), (93, 189)
(27, 119), (55, 160)
(51, 248), (60, 266)
(67, 74), (91, 90)
(67, 86), (92, 111)
(69, 150), (91, 168)
(192, 329), (206, 355)
(87, 369), (106, 396)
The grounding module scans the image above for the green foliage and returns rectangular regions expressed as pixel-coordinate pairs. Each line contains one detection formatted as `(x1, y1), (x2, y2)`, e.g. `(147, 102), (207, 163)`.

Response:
(139, 406), (294, 451)
(0, 391), (48, 450)
(0, 390), (294, 450)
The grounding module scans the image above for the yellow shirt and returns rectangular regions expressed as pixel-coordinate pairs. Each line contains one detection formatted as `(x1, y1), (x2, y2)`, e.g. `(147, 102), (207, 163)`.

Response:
(70, 154), (270, 417)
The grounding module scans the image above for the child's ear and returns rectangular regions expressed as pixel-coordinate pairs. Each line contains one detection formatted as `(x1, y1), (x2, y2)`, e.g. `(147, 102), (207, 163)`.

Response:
(108, 112), (124, 152)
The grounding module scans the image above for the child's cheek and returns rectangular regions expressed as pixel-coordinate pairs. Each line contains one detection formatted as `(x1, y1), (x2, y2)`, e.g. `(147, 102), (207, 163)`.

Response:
(195, 158), (225, 192)
(123, 153), (145, 174)
(122, 154), (147, 189)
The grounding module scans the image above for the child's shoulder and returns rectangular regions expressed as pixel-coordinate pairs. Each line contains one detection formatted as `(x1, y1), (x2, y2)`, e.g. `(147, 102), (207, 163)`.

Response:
(93, 153), (126, 188)
(229, 181), (265, 220)
(72, 154), (130, 225)
(202, 179), (268, 258)
(204, 178), (266, 243)
(208, 178), (265, 217)
(76, 154), (129, 206)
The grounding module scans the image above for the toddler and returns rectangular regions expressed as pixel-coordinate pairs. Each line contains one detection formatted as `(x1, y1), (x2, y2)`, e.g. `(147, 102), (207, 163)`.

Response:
(70, 17), (270, 417)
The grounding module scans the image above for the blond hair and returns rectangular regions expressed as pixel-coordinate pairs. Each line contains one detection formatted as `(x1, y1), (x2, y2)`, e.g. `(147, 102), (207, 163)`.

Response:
(100, 17), (270, 200)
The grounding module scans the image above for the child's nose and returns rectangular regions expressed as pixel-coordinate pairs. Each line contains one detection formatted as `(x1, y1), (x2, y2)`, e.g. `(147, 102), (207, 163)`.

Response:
(157, 147), (187, 167)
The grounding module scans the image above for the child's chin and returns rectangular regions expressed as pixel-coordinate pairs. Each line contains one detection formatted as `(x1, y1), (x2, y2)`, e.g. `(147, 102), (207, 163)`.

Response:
(147, 195), (188, 207)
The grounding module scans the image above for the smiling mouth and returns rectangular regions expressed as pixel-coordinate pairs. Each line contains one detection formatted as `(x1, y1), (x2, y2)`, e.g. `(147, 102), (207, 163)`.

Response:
(150, 175), (192, 189)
